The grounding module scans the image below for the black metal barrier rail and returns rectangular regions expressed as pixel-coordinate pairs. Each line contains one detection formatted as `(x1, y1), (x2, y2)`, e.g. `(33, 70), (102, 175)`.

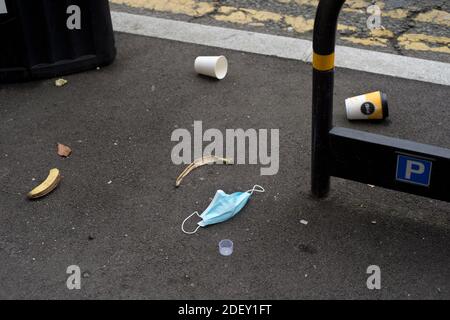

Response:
(311, 0), (450, 202)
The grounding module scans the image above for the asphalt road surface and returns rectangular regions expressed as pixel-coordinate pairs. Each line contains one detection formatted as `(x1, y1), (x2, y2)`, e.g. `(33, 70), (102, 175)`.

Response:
(0, 32), (449, 299)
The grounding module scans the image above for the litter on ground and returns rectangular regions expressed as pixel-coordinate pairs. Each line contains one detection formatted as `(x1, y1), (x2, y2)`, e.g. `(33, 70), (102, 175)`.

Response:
(57, 143), (72, 157)
(175, 155), (232, 187)
(55, 78), (68, 87)
(27, 168), (61, 199)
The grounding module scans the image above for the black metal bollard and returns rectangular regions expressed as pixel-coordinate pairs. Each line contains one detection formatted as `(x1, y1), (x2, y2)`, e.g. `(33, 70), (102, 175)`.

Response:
(311, 0), (345, 198)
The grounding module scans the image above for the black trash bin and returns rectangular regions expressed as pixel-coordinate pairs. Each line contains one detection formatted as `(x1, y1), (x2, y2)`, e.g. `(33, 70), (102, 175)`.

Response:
(0, 0), (116, 83)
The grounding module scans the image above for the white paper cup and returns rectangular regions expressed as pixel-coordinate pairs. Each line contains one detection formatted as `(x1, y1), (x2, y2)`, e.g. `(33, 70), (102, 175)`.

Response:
(194, 56), (228, 80)
(345, 91), (388, 120)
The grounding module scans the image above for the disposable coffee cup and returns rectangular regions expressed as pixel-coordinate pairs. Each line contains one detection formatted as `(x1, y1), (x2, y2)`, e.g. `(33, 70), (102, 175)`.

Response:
(194, 56), (228, 80)
(345, 91), (388, 120)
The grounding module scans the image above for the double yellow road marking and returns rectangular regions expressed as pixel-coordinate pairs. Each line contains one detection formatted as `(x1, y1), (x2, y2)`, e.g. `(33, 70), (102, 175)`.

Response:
(110, 0), (450, 54)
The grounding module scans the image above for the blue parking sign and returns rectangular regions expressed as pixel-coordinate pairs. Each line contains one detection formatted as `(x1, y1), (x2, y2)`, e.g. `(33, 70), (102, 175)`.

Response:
(396, 154), (432, 187)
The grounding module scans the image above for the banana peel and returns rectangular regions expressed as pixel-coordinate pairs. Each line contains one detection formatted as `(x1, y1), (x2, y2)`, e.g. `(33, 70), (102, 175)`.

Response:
(27, 168), (61, 199)
(176, 156), (232, 187)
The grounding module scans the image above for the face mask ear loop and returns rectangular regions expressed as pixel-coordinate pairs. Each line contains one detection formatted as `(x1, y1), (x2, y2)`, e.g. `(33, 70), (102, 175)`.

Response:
(247, 185), (265, 195)
(181, 211), (201, 234)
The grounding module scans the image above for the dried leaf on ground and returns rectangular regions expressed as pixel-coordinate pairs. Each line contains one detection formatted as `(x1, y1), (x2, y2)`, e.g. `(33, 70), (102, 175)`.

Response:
(57, 143), (72, 157)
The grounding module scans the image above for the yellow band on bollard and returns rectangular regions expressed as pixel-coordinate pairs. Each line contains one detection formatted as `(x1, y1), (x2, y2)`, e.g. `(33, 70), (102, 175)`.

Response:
(313, 52), (335, 71)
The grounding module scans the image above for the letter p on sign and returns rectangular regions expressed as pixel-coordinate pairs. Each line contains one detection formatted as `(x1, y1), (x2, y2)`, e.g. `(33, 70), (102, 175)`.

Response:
(396, 154), (432, 187)
(405, 160), (425, 179)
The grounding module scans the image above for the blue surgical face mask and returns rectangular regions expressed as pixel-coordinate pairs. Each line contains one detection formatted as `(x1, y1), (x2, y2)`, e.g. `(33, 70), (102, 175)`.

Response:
(182, 185), (265, 234)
